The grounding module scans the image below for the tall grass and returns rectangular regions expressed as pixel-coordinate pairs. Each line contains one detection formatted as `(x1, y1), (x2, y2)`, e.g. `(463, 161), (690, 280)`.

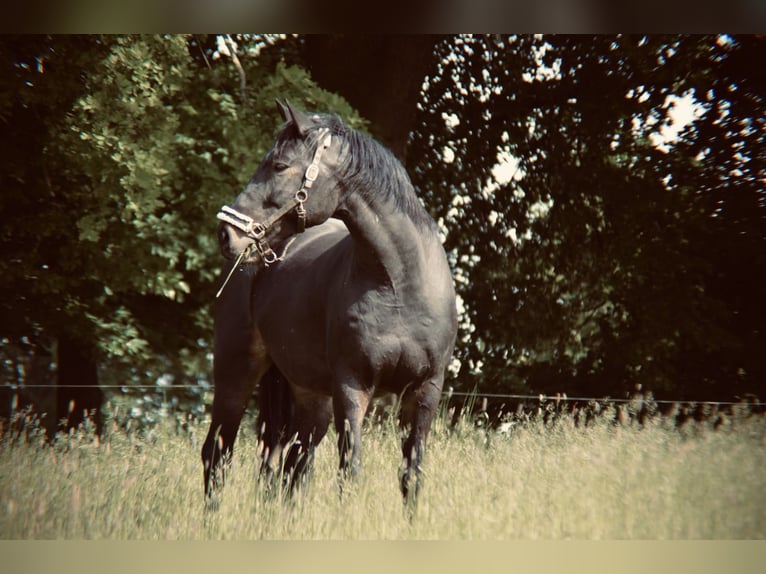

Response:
(1, 403), (765, 539)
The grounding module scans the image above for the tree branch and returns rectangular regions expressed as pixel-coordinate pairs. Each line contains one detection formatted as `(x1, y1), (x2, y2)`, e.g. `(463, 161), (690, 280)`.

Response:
(224, 34), (248, 105)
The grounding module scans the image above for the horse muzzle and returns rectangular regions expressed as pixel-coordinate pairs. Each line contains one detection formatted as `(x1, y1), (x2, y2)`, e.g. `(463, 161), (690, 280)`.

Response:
(217, 221), (253, 260)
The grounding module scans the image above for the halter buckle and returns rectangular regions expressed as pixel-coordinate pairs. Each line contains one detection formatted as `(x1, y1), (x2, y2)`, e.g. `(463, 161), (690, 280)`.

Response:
(304, 163), (320, 185)
(261, 248), (279, 266)
(250, 222), (267, 240)
(295, 203), (307, 233)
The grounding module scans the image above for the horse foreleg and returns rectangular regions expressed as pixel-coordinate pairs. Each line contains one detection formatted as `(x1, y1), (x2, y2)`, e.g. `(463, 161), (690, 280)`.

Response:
(399, 379), (442, 506)
(333, 382), (372, 490)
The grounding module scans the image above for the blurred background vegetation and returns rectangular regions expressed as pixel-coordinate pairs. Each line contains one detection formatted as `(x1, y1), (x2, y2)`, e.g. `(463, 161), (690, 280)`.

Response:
(0, 34), (763, 434)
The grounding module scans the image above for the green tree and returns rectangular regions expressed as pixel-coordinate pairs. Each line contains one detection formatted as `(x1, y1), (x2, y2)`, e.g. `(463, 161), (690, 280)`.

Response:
(0, 34), (364, 430)
(407, 34), (765, 401)
(2, 34), (763, 427)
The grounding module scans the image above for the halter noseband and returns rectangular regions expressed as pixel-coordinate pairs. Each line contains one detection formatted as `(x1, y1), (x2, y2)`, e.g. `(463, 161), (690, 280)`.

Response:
(214, 129), (332, 297)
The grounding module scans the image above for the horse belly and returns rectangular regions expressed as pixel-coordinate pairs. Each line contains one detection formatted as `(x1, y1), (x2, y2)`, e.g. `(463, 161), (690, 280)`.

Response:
(255, 298), (335, 395)
(251, 235), (350, 396)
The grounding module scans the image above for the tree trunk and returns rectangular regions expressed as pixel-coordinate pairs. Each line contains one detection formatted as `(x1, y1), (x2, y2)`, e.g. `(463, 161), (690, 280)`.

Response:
(56, 335), (104, 435)
(303, 35), (441, 164)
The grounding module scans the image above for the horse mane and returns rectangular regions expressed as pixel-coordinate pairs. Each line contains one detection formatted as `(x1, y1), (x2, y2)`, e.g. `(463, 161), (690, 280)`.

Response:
(275, 114), (438, 234)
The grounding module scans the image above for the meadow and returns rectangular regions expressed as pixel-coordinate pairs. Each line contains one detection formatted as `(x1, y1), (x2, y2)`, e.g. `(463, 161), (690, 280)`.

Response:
(1, 401), (765, 539)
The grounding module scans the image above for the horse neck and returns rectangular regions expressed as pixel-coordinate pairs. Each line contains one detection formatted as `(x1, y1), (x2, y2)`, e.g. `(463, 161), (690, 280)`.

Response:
(337, 186), (437, 288)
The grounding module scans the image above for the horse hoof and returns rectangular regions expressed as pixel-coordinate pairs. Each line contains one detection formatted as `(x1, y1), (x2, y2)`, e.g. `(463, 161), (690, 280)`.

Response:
(204, 494), (220, 512)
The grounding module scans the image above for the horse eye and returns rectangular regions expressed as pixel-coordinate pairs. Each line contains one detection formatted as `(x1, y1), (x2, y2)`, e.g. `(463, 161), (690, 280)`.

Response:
(273, 161), (289, 172)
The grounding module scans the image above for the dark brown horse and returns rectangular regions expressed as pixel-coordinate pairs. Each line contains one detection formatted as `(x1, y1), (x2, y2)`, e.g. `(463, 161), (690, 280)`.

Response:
(201, 101), (457, 505)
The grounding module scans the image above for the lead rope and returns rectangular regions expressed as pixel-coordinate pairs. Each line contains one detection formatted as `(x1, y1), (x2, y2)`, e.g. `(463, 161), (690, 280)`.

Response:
(215, 245), (252, 299)
(215, 129), (332, 298)
(214, 236), (299, 299)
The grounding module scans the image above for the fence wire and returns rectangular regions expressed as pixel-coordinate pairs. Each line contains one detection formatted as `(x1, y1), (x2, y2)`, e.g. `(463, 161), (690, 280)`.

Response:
(2, 384), (762, 407)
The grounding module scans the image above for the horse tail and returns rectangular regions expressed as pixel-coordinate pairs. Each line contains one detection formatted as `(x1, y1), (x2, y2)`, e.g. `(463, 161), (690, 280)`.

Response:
(256, 364), (293, 463)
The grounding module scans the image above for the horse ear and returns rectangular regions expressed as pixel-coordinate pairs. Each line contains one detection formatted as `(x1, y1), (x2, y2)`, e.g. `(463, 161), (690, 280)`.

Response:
(285, 101), (315, 137)
(276, 99), (291, 122)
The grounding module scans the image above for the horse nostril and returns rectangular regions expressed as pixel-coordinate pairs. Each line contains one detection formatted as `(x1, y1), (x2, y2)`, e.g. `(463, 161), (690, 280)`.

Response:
(218, 226), (230, 247)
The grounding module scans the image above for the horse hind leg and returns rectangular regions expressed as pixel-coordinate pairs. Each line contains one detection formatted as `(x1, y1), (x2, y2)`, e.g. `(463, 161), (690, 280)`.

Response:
(280, 390), (333, 494)
(201, 390), (251, 504)
(202, 264), (267, 504)
(202, 359), (270, 505)
(202, 336), (269, 503)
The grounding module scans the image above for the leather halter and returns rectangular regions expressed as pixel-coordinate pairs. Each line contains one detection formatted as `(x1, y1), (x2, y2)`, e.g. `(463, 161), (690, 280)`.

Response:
(215, 129), (332, 297)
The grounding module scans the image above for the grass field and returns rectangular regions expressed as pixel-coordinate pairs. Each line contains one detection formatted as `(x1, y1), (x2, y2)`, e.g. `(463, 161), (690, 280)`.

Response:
(1, 403), (765, 539)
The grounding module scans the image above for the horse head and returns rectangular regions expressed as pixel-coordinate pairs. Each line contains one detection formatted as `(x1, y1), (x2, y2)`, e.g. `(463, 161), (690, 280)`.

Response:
(217, 101), (344, 264)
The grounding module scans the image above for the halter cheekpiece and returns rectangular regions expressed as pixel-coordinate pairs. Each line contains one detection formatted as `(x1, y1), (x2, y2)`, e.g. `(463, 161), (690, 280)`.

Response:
(214, 129), (332, 297)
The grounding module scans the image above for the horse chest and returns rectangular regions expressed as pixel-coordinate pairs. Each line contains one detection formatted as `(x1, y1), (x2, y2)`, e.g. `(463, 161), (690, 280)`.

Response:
(329, 288), (439, 384)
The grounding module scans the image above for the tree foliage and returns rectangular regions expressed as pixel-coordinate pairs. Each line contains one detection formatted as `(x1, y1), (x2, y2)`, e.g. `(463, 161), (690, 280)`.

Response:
(408, 34), (765, 400)
(0, 35), (364, 413)
(1, 34), (763, 421)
